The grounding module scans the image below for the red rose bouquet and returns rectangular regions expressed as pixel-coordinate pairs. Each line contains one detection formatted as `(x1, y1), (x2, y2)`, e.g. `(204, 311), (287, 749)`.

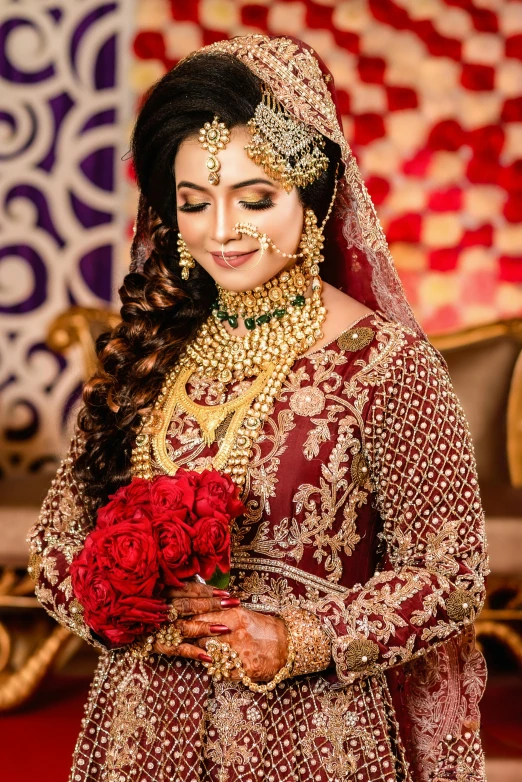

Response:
(70, 470), (244, 645)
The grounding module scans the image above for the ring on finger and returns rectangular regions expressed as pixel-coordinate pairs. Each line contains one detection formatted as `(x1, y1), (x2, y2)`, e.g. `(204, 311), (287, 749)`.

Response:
(156, 623), (183, 648)
(168, 605), (179, 622)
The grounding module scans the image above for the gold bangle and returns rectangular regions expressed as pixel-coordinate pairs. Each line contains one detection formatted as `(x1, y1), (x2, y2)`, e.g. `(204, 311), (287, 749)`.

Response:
(204, 635), (296, 693)
(280, 607), (331, 676)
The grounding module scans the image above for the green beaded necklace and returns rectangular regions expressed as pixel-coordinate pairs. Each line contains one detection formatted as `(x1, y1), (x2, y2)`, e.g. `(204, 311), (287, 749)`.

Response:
(211, 294), (306, 330)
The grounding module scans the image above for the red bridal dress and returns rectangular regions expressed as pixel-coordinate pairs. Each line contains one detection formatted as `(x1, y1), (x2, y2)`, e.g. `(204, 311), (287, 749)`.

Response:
(28, 312), (489, 782)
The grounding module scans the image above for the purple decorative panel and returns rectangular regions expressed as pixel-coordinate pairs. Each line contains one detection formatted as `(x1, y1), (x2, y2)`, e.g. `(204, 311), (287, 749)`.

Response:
(0, 1), (129, 475)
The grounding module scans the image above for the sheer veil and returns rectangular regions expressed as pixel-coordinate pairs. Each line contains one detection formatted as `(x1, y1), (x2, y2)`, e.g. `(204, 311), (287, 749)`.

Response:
(130, 34), (426, 341)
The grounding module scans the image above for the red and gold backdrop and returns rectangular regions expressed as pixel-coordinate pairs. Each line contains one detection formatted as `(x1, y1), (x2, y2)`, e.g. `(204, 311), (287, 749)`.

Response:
(132, 0), (522, 334)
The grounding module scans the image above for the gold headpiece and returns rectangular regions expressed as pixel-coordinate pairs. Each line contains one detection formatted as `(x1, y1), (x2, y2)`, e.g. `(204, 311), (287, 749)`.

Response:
(246, 91), (328, 191)
(199, 115), (231, 185)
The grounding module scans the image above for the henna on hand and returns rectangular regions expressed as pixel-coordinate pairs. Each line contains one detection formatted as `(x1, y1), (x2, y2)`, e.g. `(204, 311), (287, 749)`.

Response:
(153, 583), (238, 661)
(167, 581), (239, 617)
(187, 606), (290, 681)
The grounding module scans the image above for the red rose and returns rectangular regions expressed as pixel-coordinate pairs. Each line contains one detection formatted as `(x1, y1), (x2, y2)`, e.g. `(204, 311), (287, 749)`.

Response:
(192, 513), (231, 580)
(71, 545), (167, 645)
(150, 473), (197, 519)
(94, 594), (168, 645)
(97, 478), (152, 529)
(152, 514), (199, 586)
(90, 519), (160, 597)
(194, 470), (245, 519)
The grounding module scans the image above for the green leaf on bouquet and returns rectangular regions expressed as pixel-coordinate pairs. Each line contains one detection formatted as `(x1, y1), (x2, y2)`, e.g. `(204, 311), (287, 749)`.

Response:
(206, 568), (230, 590)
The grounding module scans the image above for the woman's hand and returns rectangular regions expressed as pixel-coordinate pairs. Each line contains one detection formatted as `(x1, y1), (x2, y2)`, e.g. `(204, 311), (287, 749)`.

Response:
(176, 606), (289, 681)
(153, 581), (239, 661)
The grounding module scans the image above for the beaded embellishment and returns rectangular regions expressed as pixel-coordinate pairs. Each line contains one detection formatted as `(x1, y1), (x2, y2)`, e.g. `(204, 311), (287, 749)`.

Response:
(338, 327), (375, 352)
(199, 116), (231, 185)
(246, 91), (328, 191)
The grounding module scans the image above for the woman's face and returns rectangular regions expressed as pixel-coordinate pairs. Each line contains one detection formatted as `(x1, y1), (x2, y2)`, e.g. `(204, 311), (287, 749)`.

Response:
(174, 126), (304, 292)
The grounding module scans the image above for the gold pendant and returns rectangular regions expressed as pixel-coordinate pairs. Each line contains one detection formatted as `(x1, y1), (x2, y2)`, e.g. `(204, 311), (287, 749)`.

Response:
(152, 363), (275, 475)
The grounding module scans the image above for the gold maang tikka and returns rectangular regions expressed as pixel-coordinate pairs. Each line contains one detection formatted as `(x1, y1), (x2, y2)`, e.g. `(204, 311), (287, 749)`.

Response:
(246, 90), (329, 191)
(199, 116), (231, 185)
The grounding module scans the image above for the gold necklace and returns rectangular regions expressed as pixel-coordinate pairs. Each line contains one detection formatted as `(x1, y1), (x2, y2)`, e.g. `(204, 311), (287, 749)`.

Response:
(214, 209), (322, 331)
(132, 218), (327, 487)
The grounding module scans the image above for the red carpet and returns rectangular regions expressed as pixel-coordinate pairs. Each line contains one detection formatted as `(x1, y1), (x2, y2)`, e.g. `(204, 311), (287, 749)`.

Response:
(1, 672), (521, 781)
(1, 677), (90, 782)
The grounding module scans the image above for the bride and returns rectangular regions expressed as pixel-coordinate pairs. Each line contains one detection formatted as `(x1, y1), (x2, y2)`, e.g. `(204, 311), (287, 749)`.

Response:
(29, 35), (488, 782)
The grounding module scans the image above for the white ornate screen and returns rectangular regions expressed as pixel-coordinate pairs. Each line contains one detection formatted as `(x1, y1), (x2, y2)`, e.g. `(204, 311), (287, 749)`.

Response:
(0, 0), (131, 476)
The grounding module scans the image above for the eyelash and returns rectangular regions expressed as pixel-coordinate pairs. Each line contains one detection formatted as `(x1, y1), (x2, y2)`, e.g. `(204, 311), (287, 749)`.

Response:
(178, 197), (275, 213)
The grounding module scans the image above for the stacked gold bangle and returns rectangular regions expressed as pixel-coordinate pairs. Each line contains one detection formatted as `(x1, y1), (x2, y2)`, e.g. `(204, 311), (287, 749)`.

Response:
(280, 607), (331, 676)
(203, 634), (296, 693)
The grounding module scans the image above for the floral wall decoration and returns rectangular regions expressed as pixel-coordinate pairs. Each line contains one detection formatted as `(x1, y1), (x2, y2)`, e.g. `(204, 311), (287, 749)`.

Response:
(132, 0), (522, 334)
(0, 1), (130, 474)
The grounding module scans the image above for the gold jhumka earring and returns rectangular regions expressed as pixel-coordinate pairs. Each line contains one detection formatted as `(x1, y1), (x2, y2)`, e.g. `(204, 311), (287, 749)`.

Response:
(176, 233), (195, 280)
(199, 115), (231, 185)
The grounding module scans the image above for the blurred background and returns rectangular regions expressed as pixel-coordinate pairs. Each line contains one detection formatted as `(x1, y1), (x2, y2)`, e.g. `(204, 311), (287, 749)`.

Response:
(0, 1), (521, 780)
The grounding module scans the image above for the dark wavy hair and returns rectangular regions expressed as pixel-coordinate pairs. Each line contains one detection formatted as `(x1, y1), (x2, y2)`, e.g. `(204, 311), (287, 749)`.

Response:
(74, 52), (342, 508)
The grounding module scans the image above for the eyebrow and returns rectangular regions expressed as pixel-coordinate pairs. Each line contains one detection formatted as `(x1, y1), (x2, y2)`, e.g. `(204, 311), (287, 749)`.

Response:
(177, 178), (275, 192)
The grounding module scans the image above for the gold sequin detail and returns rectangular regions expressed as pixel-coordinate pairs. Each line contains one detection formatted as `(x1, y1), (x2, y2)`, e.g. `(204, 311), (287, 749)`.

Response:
(338, 326), (375, 352)
(27, 551), (42, 581)
(445, 590), (476, 622)
(343, 639), (379, 672)
(351, 451), (370, 486)
(289, 385), (326, 417)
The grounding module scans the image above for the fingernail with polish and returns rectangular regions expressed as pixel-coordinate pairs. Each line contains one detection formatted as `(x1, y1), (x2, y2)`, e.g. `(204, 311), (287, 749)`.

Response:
(212, 588), (231, 597)
(209, 624), (230, 634)
(220, 597), (240, 608)
(199, 652), (213, 663)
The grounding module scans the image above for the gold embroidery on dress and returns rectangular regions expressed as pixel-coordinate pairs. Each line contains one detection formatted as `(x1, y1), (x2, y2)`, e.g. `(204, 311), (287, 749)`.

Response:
(106, 680), (155, 775)
(301, 688), (375, 779)
(338, 326), (375, 352)
(204, 684), (267, 782)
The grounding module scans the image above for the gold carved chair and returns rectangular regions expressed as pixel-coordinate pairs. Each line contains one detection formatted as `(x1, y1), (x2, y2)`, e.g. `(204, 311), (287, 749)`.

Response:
(0, 307), (119, 710)
(0, 311), (521, 709)
(432, 319), (522, 666)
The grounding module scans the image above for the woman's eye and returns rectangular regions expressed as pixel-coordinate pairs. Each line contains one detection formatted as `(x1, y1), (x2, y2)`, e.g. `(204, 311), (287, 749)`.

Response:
(240, 197), (275, 211)
(178, 202), (208, 212)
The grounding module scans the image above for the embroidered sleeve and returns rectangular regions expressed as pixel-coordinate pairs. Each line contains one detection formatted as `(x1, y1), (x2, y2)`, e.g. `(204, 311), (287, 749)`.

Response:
(281, 606), (332, 676)
(314, 338), (489, 684)
(26, 431), (105, 649)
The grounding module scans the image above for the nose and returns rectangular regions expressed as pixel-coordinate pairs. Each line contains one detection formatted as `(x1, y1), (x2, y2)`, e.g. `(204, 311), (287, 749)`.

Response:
(212, 198), (241, 246)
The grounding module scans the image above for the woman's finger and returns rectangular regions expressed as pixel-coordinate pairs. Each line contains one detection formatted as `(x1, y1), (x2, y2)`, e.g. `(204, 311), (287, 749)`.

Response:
(153, 639), (212, 663)
(164, 583), (230, 600)
(175, 619), (230, 638)
(171, 596), (239, 617)
(176, 642), (213, 663)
